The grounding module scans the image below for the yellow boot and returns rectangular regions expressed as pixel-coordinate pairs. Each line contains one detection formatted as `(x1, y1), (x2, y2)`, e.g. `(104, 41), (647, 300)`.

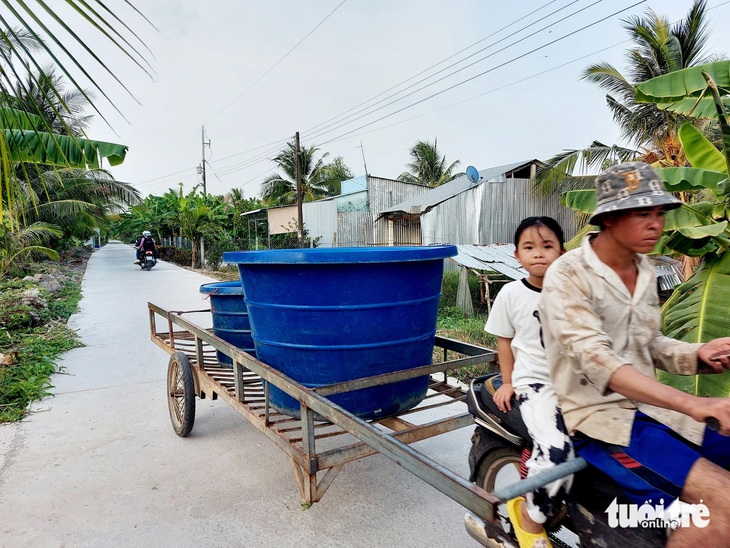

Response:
(506, 496), (552, 548)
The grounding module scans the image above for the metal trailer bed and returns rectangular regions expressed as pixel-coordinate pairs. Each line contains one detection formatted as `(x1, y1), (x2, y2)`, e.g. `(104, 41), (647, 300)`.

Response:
(148, 302), (503, 538)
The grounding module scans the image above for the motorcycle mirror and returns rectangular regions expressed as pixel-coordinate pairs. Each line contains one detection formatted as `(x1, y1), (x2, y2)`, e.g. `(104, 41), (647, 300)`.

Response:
(466, 166), (481, 185)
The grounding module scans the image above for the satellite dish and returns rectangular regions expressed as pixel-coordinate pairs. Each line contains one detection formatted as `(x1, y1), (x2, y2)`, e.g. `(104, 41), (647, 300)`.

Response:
(466, 165), (481, 185)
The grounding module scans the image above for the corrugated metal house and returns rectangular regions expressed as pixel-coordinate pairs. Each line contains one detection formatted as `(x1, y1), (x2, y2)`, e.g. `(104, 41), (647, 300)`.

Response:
(377, 160), (580, 246)
(262, 175), (431, 247)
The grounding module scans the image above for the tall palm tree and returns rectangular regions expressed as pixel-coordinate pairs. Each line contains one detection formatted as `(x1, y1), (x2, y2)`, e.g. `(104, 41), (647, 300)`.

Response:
(260, 141), (350, 206)
(9, 66), (94, 136)
(398, 139), (460, 188)
(20, 168), (140, 240)
(536, 0), (716, 194)
(584, 0), (712, 146)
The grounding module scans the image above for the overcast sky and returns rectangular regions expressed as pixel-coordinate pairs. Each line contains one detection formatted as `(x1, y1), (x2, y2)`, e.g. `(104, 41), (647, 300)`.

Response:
(28, 1), (730, 198)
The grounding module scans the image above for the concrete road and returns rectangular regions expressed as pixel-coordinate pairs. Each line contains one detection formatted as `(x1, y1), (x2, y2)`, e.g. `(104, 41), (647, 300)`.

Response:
(0, 241), (480, 548)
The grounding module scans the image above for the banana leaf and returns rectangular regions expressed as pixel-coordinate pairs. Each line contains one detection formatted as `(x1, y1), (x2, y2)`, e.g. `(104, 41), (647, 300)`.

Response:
(0, 107), (45, 132)
(679, 222), (728, 238)
(663, 201), (715, 230)
(660, 250), (730, 396)
(650, 96), (730, 118)
(707, 71), (730, 173)
(657, 166), (727, 192)
(663, 250), (730, 341)
(635, 61), (730, 118)
(662, 232), (716, 256)
(678, 123), (727, 173)
(2, 129), (127, 168)
(561, 189), (595, 214)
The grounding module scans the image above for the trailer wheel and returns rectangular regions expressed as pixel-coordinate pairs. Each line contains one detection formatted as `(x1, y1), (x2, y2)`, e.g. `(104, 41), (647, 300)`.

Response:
(475, 448), (522, 538)
(167, 351), (195, 437)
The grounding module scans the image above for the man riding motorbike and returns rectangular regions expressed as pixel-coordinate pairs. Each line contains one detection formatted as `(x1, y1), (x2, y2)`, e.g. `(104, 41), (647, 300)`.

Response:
(134, 230), (157, 264)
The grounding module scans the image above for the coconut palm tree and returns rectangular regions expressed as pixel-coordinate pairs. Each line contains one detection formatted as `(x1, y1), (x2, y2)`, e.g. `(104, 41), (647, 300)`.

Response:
(20, 168), (140, 241)
(260, 141), (351, 206)
(398, 139), (460, 188)
(585, 0), (712, 146)
(8, 66), (94, 136)
(0, 216), (62, 277)
(536, 0), (716, 193)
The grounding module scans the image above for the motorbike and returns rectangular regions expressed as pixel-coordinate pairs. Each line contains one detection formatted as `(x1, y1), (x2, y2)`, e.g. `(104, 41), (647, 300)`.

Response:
(140, 250), (157, 271)
(464, 372), (666, 548)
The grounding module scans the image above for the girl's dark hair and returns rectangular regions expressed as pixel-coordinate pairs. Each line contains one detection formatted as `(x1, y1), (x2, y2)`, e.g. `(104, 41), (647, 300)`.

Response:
(514, 216), (565, 248)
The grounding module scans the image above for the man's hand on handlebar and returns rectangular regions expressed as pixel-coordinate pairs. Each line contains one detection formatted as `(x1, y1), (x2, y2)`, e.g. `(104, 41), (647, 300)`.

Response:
(698, 337), (730, 373)
(690, 397), (730, 436)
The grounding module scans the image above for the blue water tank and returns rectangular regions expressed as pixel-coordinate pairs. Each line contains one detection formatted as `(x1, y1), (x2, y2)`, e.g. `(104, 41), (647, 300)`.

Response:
(222, 246), (457, 419)
(199, 281), (255, 366)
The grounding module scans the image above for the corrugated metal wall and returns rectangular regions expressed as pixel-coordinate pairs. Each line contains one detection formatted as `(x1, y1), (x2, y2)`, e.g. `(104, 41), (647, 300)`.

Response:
(303, 177), (430, 247)
(337, 211), (372, 246)
(303, 199), (338, 247)
(420, 178), (579, 246)
(368, 177), (430, 245)
(301, 176), (575, 249)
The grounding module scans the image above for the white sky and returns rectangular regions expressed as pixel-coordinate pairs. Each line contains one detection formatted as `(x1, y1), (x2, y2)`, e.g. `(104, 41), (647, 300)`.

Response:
(23, 1), (730, 198)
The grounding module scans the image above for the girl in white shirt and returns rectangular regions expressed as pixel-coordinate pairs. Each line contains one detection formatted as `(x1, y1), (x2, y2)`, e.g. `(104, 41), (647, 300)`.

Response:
(485, 216), (573, 548)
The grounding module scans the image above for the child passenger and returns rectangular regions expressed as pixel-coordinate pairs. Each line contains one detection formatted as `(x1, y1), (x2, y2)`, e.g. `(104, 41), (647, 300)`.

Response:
(484, 216), (573, 548)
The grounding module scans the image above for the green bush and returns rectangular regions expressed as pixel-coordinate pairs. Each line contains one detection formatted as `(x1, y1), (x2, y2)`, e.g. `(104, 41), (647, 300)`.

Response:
(157, 246), (192, 267)
(0, 274), (83, 422)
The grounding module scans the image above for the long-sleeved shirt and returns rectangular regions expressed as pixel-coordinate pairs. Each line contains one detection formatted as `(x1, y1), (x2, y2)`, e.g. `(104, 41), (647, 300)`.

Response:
(539, 234), (704, 446)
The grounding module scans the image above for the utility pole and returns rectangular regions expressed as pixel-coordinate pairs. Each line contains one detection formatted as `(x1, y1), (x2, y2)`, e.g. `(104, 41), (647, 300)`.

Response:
(356, 141), (369, 176)
(200, 125), (211, 268)
(201, 125), (210, 195)
(295, 131), (304, 248)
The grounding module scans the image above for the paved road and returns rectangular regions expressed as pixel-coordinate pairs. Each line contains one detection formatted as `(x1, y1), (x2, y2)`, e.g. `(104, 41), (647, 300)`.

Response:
(0, 241), (479, 547)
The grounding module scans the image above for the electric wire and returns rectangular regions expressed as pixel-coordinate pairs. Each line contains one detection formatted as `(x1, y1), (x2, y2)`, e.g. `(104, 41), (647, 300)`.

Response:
(139, 0), (729, 193)
(204, 0), (348, 125)
(136, 0), (590, 187)
(317, 0), (646, 147)
(198, 0), (602, 180)
(304, 0), (567, 135)
(304, 0), (594, 141)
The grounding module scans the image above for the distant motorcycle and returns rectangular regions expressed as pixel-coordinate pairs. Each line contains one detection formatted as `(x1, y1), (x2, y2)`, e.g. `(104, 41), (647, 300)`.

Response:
(140, 250), (157, 271)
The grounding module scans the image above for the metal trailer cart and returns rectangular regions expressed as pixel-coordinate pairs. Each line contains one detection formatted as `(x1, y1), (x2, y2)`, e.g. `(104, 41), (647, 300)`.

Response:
(148, 302), (506, 543)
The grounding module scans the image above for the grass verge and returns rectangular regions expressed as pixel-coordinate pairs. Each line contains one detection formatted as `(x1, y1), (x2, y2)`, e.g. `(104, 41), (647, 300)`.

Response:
(435, 272), (499, 384)
(0, 264), (85, 423)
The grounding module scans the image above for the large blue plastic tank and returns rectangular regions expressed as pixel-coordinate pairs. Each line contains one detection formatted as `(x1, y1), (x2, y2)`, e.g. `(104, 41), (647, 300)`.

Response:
(199, 281), (255, 366)
(222, 246), (457, 419)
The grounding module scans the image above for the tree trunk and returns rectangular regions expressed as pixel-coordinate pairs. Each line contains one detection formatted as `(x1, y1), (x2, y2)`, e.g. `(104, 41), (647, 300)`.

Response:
(191, 237), (199, 268)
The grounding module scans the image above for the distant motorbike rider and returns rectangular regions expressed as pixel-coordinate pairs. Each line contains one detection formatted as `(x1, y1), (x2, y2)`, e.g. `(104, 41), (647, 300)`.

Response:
(134, 231), (158, 264)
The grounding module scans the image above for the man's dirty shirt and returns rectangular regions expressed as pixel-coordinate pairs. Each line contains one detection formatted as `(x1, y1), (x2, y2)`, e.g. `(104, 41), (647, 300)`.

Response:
(539, 234), (705, 446)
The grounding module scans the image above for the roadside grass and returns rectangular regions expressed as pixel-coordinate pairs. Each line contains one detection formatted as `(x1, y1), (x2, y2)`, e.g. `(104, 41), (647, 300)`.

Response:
(436, 272), (499, 384)
(0, 272), (84, 423)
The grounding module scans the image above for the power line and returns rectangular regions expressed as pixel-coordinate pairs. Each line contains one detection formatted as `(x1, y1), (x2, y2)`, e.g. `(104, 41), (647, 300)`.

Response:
(304, 0), (568, 135)
(140, 0), (728, 192)
(134, 1), (598, 188)
(318, 1), (647, 147)
(180, 2), (573, 180)
(204, 0), (347, 125)
(305, 0), (606, 144)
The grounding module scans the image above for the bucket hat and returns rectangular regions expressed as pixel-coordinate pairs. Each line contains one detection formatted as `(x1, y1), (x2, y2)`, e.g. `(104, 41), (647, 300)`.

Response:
(589, 161), (682, 225)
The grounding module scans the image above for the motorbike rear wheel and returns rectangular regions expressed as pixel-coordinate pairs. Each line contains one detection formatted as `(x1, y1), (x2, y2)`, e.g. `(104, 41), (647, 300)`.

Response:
(476, 447), (522, 537)
(475, 448), (577, 548)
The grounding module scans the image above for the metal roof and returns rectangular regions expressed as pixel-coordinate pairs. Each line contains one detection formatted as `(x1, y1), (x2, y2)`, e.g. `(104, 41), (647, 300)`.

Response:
(450, 244), (526, 279)
(378, 160), (536, 217)
(451, 244), (683, 291)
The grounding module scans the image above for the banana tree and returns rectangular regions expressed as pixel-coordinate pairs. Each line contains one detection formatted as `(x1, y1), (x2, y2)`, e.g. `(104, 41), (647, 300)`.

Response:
(563, 61), (730, 396)
(0, 105), (128, 224)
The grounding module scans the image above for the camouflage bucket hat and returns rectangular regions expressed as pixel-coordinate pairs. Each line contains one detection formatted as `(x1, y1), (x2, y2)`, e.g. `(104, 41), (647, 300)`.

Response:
(589, 161), (682, 225)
